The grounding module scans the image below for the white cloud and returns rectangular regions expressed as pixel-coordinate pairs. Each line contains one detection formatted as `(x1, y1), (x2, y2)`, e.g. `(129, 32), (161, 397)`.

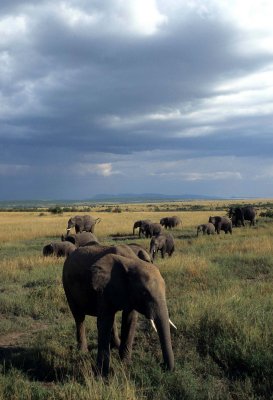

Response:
(95, 163), (113, 177)
(56, 0), (167, 36)
(0, 15), (28, 44)
(76, 163), (120, 177)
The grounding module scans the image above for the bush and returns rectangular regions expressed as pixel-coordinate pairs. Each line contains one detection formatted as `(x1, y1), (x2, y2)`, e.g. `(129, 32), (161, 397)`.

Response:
(260, 210), (273, 218)
(48, 206), (63, 214)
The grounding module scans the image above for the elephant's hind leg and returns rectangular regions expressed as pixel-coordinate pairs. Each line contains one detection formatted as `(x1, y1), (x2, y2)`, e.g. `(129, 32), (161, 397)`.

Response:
(75, 314), (88, 353)
(64, 288), (88, 352)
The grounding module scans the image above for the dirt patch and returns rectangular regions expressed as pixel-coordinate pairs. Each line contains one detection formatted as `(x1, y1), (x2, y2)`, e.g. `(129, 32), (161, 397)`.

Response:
(0, 321), (48, 348)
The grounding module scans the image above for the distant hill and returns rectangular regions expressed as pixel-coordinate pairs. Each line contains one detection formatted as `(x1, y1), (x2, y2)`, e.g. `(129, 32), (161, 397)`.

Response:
(91, 193), (224, 202)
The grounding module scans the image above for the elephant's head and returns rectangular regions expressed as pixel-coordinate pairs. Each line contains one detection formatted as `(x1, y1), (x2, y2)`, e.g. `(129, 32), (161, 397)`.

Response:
(67, 217), (76, 233)
(125, 258), (175, 371)
(196, 225), (202, 237)
(228, 208), (235, 218)
(208, 216), (215, 225)
(149, 236), (161, 261)
(133, 220), (141, 235)
(43, 243), (54, 256)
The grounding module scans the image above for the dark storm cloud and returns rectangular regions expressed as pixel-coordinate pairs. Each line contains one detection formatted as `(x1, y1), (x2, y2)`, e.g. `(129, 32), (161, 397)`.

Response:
(1, 0), (273, 199)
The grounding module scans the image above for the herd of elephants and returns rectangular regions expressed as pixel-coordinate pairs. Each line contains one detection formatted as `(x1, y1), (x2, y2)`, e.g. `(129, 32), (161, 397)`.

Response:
(42, 205), (256, 376)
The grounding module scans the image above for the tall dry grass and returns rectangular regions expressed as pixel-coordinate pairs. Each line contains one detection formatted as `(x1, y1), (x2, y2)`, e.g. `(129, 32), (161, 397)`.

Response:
(0, 201), (273, 399)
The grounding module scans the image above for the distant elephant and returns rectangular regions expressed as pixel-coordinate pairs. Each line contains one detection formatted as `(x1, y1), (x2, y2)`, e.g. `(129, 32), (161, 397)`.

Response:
(208, 216), (232, 234)
(127, 243), (152, 263)
(132, 219), (151, 237)
(228, 206), (256, 227)
(196, 223), (215, 236)
(62, 246), (175, 376)
(140, 222), (163, 238)
(62, 232), (99, 247)
(43, 241), (76, 257)
(160, 216), (182, 229)
(150, 233), (175, 261)
(67, 215), (101, 234)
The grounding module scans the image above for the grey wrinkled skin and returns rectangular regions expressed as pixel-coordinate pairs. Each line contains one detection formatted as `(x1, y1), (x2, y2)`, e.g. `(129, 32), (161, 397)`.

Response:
(67, 215), (101, 234)
(43, 241), (76, 257)
(160, 216), (182, 229)
(62, 246), (174, 376)
(62, 232), (99, 248)
(196, 223), (215, 237)
(132, 219), (151, 237)
(228, 206), (256, 227)
(150, 233), (175, 261)
(209, 216), (232, 234)
(140, 222), (163, 238)
(127, 243), (152, 263)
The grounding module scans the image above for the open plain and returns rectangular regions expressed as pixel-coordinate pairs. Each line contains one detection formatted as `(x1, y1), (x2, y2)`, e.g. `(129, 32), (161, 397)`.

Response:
(0, 199), (272, 399)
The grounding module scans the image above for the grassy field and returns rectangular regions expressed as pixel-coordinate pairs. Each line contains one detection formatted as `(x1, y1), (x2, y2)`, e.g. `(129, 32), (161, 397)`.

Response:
(0, 200), (272, 399)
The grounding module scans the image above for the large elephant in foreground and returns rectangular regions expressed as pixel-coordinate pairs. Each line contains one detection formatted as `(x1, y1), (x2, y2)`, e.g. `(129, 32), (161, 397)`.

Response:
(160, 216), (182, 229)
(208, 216), (232, 234)
(228, 206), (256, 227)
(62, 246), (175, 376)
(67, 215), (101, 234)
(132, 219), (151, 237)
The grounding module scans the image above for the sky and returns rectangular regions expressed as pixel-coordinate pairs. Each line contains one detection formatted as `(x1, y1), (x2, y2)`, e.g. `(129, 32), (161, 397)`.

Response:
(1, 0), (273, 200)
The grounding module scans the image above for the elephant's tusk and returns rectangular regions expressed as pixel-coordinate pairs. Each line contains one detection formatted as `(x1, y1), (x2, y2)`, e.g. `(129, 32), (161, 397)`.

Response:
(150, 319), (157, 333)
(169, 319), (177, 330)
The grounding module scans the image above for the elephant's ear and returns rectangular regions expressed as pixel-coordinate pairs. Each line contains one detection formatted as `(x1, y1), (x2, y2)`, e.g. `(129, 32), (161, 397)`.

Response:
(88, 265), (109, 291)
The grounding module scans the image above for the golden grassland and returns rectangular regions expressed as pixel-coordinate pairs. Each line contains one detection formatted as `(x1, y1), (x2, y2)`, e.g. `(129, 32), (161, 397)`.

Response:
(0, 199), (273, 399)
(0, 197), (268, 242)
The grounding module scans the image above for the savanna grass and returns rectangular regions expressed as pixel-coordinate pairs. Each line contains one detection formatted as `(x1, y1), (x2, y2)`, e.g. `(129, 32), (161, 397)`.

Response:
(0, 200), (273, 399)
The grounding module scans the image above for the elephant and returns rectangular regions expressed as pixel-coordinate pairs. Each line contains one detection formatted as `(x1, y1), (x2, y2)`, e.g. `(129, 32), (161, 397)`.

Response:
(140, 222), (163, 238)
(196, 223), (216, 236)
(208, 216), (232, 234)
(43, 241), (76, 257)
(150, 233), (175, 261)
(228, 206), (256, 227)
(160, 216), (182, 229)
(62, 246), (175, 376)
(62, 232), (99, 248)
(67, 215), (101, 234)
(127, 243), (152, 263)
(132, 219), (151, 237)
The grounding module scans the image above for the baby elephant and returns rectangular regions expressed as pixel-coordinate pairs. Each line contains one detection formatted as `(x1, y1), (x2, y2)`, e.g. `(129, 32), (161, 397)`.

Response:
(196, 223), (215, 237)
(150, 233), (175, 261)
(43, 241), (76, 258)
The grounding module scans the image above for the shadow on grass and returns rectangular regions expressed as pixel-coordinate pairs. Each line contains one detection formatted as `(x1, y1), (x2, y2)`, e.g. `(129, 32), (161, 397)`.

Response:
(110, 234), (136, 241)
(0, 345), (65, 382)
(0, 345), (98, 383)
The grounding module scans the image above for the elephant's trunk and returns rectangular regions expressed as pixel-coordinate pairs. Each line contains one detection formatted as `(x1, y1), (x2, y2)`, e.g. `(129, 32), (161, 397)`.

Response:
(153, 306), (175, 371)
(150, 246), (156, 261)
